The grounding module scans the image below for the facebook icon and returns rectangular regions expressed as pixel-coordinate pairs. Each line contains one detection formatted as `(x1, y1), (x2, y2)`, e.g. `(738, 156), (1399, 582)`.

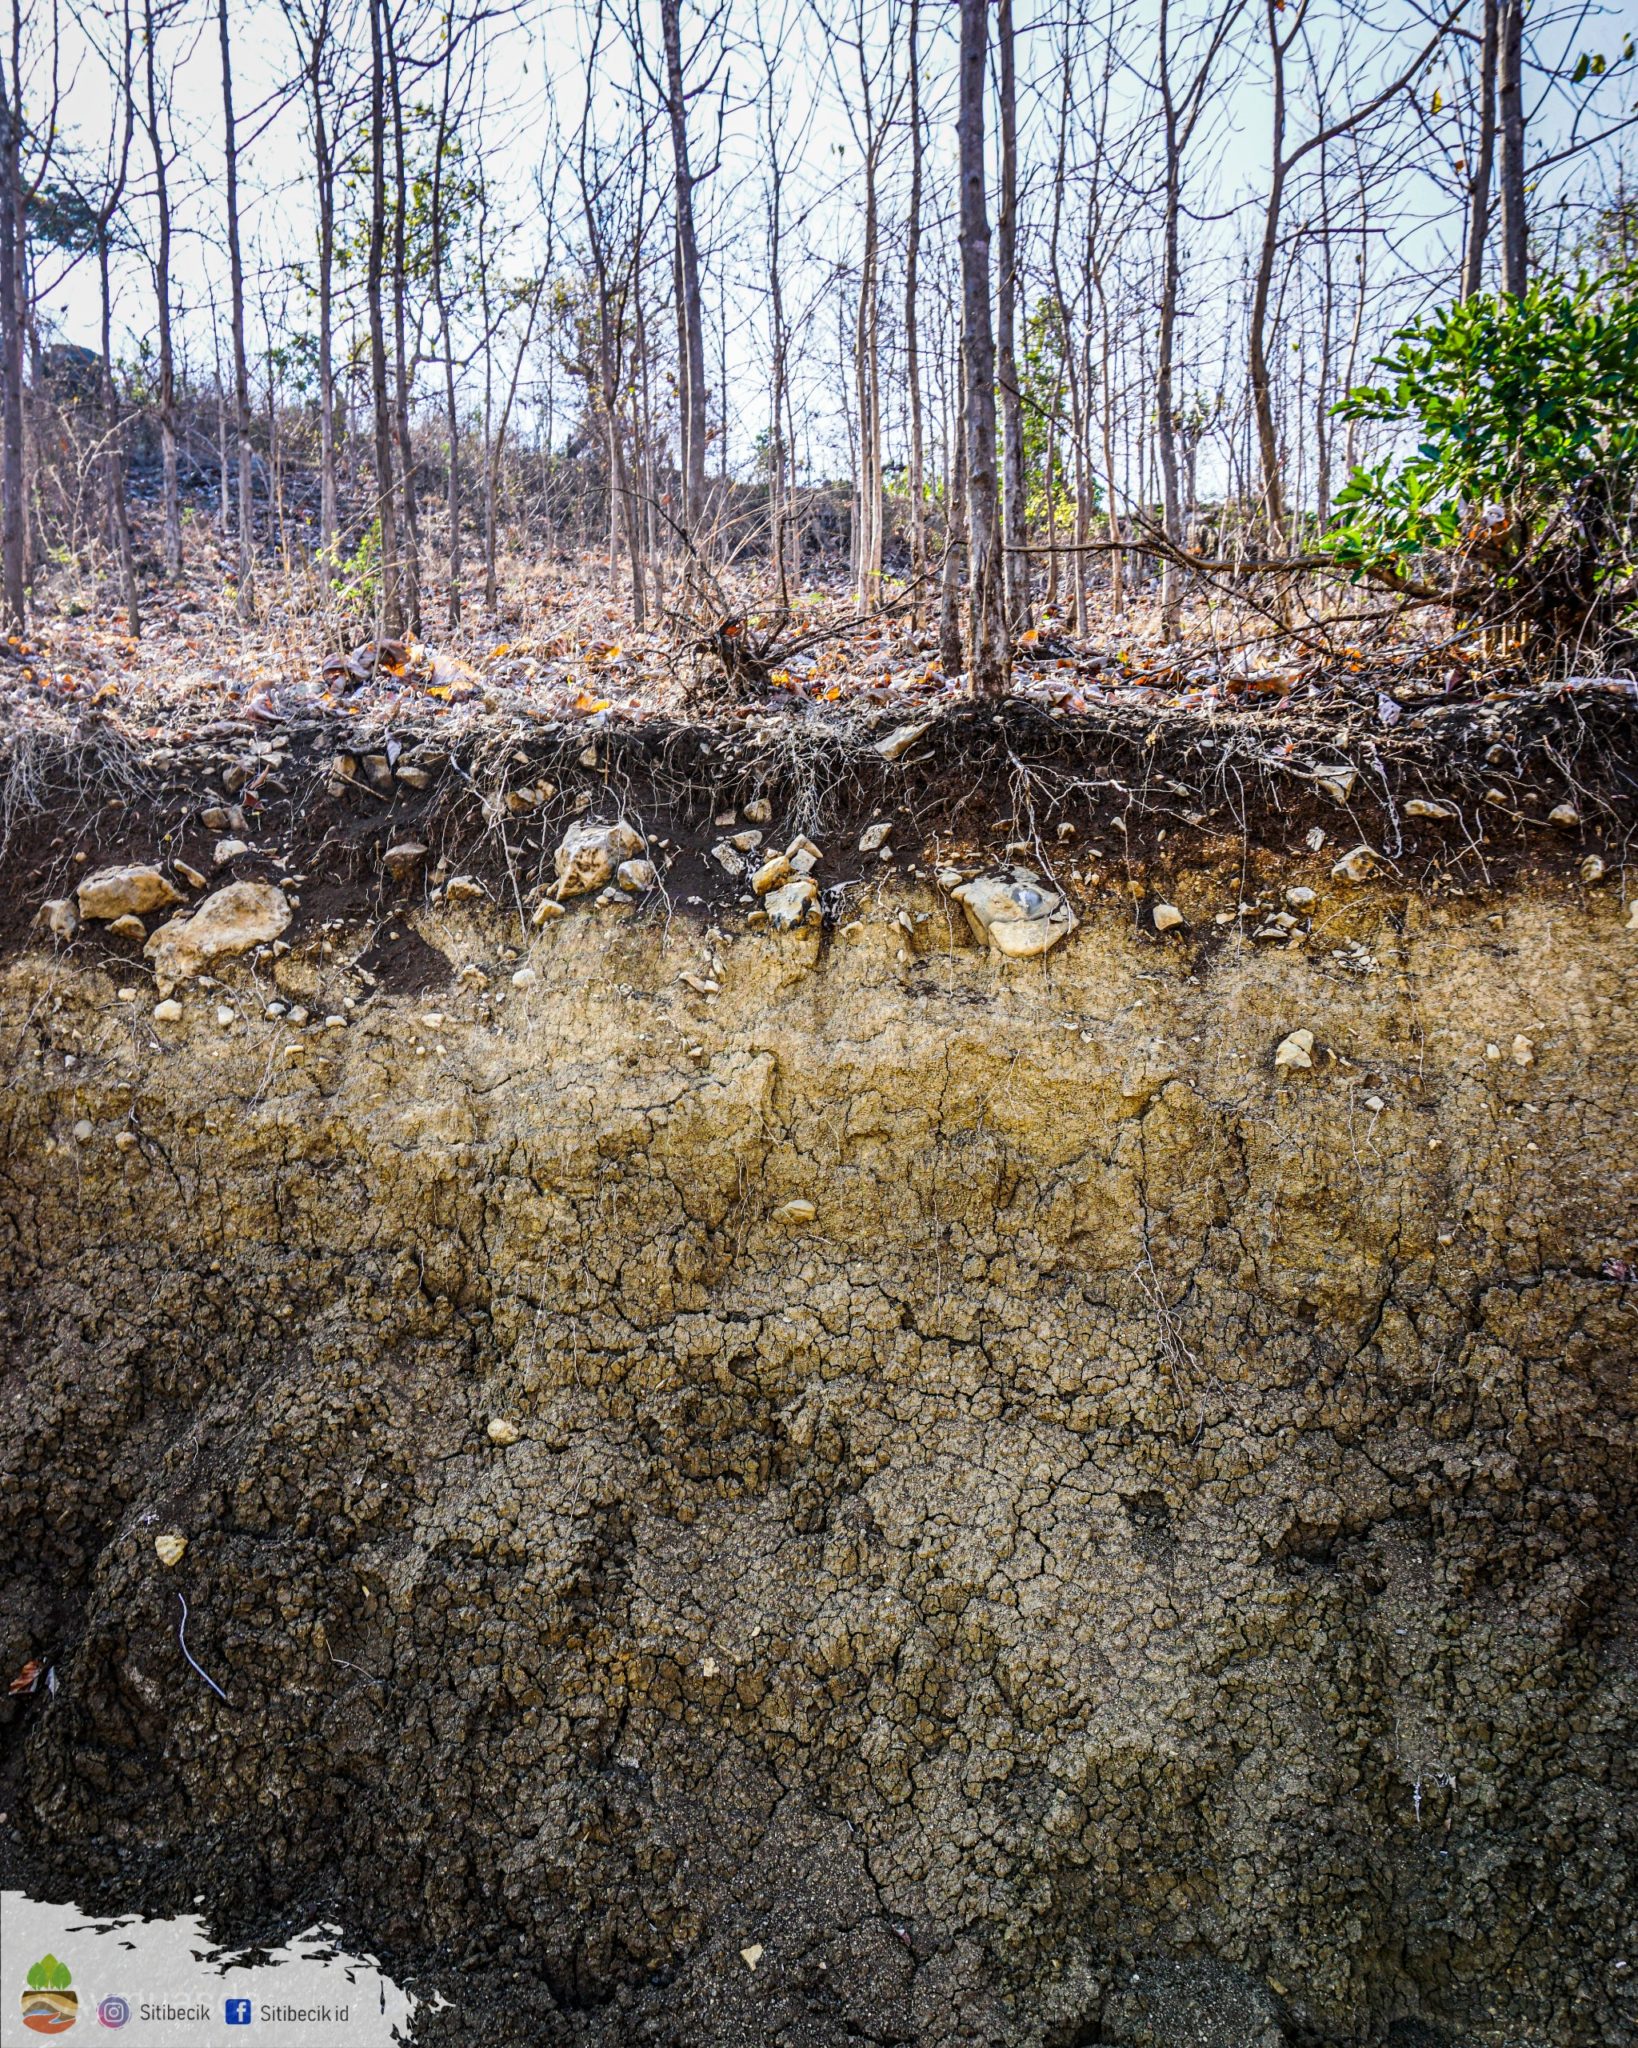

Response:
(225, 1998), (253, 2025)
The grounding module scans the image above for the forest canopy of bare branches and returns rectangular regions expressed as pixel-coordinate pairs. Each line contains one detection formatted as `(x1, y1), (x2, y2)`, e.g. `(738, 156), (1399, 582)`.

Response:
(1, 0), (1635, 698)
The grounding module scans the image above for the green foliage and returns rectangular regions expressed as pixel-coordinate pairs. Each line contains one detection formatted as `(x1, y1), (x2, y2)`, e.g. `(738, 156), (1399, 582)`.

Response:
(26, 1957), (72, 1992)
(1325, 268), (1638, 650)
(325, 518), (383, 619)
(1019, 297), (1100, 532)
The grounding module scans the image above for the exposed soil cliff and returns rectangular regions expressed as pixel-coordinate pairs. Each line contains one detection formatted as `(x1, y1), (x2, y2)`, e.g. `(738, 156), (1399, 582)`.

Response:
(1, 699), (1635, 2047)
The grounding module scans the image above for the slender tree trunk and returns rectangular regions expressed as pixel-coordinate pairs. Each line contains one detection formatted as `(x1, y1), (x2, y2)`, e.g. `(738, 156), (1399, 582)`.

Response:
(660, 0), (707, 535)
(142, 0), (181, 579)
(996, 0), (1026, 630)
(1155, 0), (1187, 628)
(904, 0), (926, 599)
(366, 0), (401, 634)
(386, 7), (420, 633)
(1496, 0), (1525, 294)
(218, 0), (256, 622)
(958, 0), (1005, 693)
(1249, 1), (1290, 552)
(939, 373), (968, 674)
(305, 12), (339, 558)
(99, 241), (140, 633)
(1462, 0), (1499, 298)
(100, 7), (139, 633)
(0, 27), (26, 633)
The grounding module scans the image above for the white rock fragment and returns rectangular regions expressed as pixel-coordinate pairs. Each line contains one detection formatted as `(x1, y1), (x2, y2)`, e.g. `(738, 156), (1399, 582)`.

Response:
(1330, 845), (1377, 883)
(114, 1131), (138, 1152)
(154, 1533), (187, 1567)
(212, 838), (250, 867)
(175, 861), (206, 890)
(710, 842), (746, 877)
(152, 998), (183, 1022)
(117, 986), (138, 1002)
(858, 821), (893, 853)
(511, 967), (537, 990)
(950, 866), (1077, 959)
(1548, 802), (1579, 828)
(486, 1418), (520, 1446)
(1284, 886), (1317, 909)
(144, 882), (291, 995)
(1314, 765), (1357, 803)
(741, 1946), (764, 1972)
(876, 720), (932, 761)
(743, 797), (773, 824)
(532, 898), (566, 927)
(679, 971), (720, 995)
(1627, 900), (1638, 932)
(554, 819), (646, 899)
(764, 877), (819, 932)
(752, 854), (793, 896)
(215, 1005), (236, 1028)
(382, 840), (428, 876)
(1152, 903), (1184, 933)
(445, 875), (486, 902)
(1512, 1034), (1534, 1066)
(772, 1200), (816, 1225)
(1305, 826), (1327, 853)
(420, 1012), (447, 1032)
(730, 830), (765, 853)
(1485, 1042), (1501, 1061)
(1404, 798), (1456, 820)
(77, 865), (182, 921)
(1579, 854), (1606, 884)
(39, 898), (78, 941)
(72, 1119), (93, 1143)
(1274, 1028), (1315, 1070)
(617, 859), (657, 892)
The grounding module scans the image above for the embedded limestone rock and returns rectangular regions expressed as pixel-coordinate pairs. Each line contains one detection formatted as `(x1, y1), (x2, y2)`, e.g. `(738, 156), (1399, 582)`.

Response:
(76, 864), (182, 921)
(554, 819), (646, 899)
(951, 864), (1077, 958)
(37, 898), (77, 941)
(143, 881), (292, 994)
(763, 876), (817, 930)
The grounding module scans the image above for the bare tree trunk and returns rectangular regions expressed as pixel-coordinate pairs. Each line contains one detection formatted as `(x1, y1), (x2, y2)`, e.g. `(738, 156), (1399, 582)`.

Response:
(385, 6), (420, 634)
(996, 0), (1026, 631)
(938, 372), (968, 674)
(1155, 0), (1187, 627)
(958, 0), (1005, 694)
(218, 0), (256, 623)
(98, 3), (139, 633)
(1462, 0), (1499, 298)
(904, 0), (926, 598)
(142, 0), (180, 579)
(660, 0), (707, 536)
(1497, 0), (1525, 294)
(366, 0), (401, 633)
(0, 14), (27, 632)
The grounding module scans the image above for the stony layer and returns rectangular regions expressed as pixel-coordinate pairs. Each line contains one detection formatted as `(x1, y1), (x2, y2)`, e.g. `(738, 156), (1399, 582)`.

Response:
(1, 881), (1635, 2048)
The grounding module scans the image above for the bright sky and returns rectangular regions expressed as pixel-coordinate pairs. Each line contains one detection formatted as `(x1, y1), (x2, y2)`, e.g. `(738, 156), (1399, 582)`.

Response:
(29, 0), (1637, 501)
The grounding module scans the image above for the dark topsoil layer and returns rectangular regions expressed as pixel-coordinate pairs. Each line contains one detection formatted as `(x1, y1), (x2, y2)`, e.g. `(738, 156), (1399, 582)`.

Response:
(1, 679), (1635, 972)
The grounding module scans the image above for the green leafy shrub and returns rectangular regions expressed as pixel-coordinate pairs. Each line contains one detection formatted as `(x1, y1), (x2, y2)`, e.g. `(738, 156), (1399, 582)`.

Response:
(1325, 267), (1638, 659)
